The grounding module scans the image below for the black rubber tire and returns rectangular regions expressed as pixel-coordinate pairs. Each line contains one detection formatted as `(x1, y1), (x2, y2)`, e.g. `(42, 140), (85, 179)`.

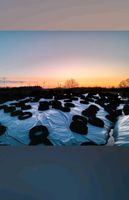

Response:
(31, 97), (40, 102)
(104, 105), (114, 115)
(21, 105), (32, 110)
(4, 106), (16, 113)
(9, 102), (18, 106)
(71, 97), (78, 101)
(106, 114), (116, 123)
(0, 125), (7, 135)
(82, 109), (96, 118)
(0, 105), (7, 110)
(59, 106), (71, 112)
(16, 102), (25, 107)
(123, 105), (129, 115)
(70, 121), (88, 135)
(72, 115), (87, 124)
(39, 101), (49, 106)
(18, 112), (32, 120)
(64, 99), (72, 103)
(38, 105), (49, 111)
(115, 109), (123, 117)
(64, 103), (75, 108)
(88, 117), (104, 128)
(29, 125), (49, 145)
(11, 110), (23, 117)
(51, 100), (62, 109)
(38, 101), (49, 111)
(42, 138), (53, 145)
(88, 104), (100, 112)
(80, 100), (89, 104)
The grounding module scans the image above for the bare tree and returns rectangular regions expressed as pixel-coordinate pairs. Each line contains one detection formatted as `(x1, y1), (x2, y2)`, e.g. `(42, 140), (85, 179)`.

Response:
(42, 81), (46, 88)
(119, 78), (129, 88)
(64, 78), (79, 88)
(57, 82), (62, 88)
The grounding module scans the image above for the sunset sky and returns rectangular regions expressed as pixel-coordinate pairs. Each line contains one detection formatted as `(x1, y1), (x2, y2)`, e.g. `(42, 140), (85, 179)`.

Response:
(0, 31), (129, 88)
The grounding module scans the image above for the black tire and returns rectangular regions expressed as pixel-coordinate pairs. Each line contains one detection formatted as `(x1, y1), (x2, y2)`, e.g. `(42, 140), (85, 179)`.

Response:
(64, 99), (72, 103)
(0, 125), (7, 135)
(38, 101), (49, 111)
(29, 125), (49, 145)
(42, 138), (53, 145)
(18, 112), (32, 120)
(71, 97), (78, 101)
(88, 117), (104, 128)
(106, 114), (116, 123)
(9, 102), (18, 106)
(79, 95), (86, 100)
(38, 105), (49, 111)
(123, 105), (129, 115)
(31, 97), (40, 102)
(72, 115), (87, 124)
(64, 103), (75, 108)
(70, 121), (88, 135)
(16, 102), (25, 107)
(0, 105), (7, 110)
(115, 109), (123, 117)
(82, 109), (96, 118)
(11, 110), (23, 117)
(4, 106), (16, 113)
(51, 100), (62, 109)
(80, 100), (89, 104)
(104, 105), (114, 114)
(88, 99), (95, 103)
(59, 106), (71, 112)
(21, 104), (32, 110)
(88, 104), (100, 112)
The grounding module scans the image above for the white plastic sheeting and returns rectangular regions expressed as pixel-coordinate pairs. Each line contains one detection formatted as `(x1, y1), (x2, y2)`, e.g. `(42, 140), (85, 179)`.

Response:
(113, 115), (129, 146)
(0, 97), (113, 146)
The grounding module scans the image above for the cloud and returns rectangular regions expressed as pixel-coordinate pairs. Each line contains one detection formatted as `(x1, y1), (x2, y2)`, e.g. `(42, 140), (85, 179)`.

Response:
(0, 79), (26, 84)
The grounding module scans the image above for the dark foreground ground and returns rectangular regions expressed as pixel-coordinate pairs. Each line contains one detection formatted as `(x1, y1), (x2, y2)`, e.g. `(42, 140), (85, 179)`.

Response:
(0, 86), (129, 102)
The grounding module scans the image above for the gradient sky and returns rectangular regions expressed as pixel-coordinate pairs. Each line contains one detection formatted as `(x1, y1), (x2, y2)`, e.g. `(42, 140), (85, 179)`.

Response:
(0, 0), (129, 30)
(0, 31), (129, 88)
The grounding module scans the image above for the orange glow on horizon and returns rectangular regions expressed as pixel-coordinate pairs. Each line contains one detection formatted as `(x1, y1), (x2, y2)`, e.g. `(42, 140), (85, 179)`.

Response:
(0, 61), (127, 88)
(0, 76), (125, 88)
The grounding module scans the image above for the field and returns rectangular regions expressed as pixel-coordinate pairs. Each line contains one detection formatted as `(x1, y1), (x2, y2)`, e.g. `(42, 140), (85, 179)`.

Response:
(0, 86), (129, 146)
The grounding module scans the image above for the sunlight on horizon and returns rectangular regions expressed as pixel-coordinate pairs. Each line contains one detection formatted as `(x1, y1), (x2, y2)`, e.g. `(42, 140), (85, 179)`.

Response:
(0, 76), (127, 88)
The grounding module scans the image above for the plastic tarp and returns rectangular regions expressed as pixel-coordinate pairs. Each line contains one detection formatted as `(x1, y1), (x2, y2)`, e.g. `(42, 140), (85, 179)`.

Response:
(113, 115), (129, 146)
(0, 96), (113, 146)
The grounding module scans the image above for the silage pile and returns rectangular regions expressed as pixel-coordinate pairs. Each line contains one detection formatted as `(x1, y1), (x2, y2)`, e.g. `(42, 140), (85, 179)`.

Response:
(0, 92), (128, 146)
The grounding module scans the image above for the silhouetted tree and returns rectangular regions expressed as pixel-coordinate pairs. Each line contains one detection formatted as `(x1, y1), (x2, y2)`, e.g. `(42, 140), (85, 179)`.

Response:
(119, 78), (129, 88)
(57, 82), (62, 88)
(64, 79), (79, 88)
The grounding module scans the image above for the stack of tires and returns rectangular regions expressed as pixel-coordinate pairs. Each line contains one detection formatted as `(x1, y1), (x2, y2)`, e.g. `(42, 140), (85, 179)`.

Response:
(29, 125), (53, 145)
(82, 105), (104, 128)
(70, 115), (88, 135)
